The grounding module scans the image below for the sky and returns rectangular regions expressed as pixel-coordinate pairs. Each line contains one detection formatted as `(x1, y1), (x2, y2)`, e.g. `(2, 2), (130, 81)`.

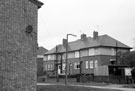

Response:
(38, 0), (135, 50)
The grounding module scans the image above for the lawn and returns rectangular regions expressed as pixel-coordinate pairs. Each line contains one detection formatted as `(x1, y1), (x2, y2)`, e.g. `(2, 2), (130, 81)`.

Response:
(37, 85), (121, 91)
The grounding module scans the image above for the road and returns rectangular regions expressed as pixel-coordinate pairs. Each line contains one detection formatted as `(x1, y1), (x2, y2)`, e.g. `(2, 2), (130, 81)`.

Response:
(37, 83), (135, 91)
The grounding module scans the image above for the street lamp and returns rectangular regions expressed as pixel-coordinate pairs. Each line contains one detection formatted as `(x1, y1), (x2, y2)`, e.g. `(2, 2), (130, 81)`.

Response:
(65, 34), (77, 85)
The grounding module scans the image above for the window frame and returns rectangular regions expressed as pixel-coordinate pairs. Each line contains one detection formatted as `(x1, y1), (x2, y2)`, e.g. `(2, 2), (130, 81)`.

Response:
(90, 61), (94, 69)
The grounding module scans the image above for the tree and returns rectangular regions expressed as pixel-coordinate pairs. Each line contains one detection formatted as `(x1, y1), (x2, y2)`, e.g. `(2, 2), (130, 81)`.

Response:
(131, 68), (135, 84)
(117, 51), (135, 67)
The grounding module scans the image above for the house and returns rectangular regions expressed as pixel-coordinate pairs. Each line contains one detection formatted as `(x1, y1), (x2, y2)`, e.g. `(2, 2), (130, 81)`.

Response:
(0, 0), (43, 91)
(37, 47), (48, 76)
(43, 31), (132, 77)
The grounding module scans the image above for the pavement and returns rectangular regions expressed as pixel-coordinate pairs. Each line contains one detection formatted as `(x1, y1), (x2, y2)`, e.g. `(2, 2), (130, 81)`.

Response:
(37, 82), (135, 91)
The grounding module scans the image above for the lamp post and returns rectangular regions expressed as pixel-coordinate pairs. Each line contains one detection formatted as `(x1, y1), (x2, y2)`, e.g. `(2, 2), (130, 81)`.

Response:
(55, 45), (59, 82)
(65, 34), (77, 85)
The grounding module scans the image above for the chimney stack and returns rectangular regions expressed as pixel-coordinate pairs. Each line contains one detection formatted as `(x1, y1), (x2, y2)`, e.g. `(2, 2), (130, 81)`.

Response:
(93, 31), (98, 39)
(81, 34), (87, 40)
(63, 38), (67, 47)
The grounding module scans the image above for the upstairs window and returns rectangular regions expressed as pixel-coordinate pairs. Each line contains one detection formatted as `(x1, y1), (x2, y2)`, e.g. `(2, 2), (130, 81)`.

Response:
(62, 53), (66, 59)
(89, 48), (95, 56)
(75, 51), (80, 58)
(111, 48), (115, 55)
(68, 52), (75, 58)
(43, 56), (48, 61)
(48, 55), (51, 60)
(81, 50), (89, 57)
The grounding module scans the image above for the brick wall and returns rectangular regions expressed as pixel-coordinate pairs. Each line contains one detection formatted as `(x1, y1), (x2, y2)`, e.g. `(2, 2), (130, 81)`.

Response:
(66, 55), (115, 75)
(0, 0), (38, 91)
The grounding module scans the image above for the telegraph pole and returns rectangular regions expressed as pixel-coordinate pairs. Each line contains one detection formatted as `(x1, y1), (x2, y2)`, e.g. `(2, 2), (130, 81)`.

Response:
(65, 35), (68, 85)
(116, 41), (118, 65)
(55, 45), (59, 82)
(65, 34), (76, 85)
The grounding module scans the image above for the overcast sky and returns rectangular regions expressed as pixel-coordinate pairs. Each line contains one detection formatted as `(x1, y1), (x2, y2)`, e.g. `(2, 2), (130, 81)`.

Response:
(38, 0), (135, 50)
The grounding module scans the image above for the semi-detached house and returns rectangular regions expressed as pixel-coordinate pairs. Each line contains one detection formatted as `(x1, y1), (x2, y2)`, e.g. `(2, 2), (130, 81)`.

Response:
(44, 31), (132, 76)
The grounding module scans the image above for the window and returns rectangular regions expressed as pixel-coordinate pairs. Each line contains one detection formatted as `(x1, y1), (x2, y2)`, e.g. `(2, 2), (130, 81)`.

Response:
(48, 55), (51, 60)
(58, 55), (61, 60)
(81, 50), (89, 57)
(51, 55), (56, 60)
(90, 61), (93, 69)
(62, 63), (66, 70)
(111, 48), (115, 55)
(48, 64), (50, 70)
(44, 56), (48, 61)
(89, 48), (95, 56)
(94, 60), (97, 67)
(68, 52), (75, 58)
(85, 61), (88, 69)
(75, 51), (79, 58)
(95, 48), (99, 55)
(62, 53), (66, 59)
(74, 62), (80, 69)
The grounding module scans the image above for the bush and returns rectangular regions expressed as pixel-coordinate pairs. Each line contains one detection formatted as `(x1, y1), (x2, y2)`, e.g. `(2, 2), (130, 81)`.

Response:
(131, 67), (135, 84)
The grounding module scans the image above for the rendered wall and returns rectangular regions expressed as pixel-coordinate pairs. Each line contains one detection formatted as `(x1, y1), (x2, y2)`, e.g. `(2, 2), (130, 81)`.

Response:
(0, 0), (37, 91)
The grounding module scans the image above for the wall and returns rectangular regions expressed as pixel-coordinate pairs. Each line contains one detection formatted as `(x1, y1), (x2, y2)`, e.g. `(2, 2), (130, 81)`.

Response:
(64, 55), (115, 75)
(43, 60), (54, 71)
(94, 65), (109, 76)
(0, 0), (37, 91)
(65, 56), (101, 75)
(100, 55), (115, 65)
(43, 47), (129, 75)
(37, 58), (44, 77)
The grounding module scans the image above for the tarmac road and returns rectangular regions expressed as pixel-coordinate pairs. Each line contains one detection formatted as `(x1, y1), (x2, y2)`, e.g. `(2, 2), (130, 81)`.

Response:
(37, 83), (135, 91)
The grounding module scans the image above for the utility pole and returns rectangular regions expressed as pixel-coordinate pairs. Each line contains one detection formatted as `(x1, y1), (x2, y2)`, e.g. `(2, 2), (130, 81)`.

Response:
(55, 45), (59, 82)
(65, 34), (76, 85)
(79, 50), (82, 82)
(116, 41), (118, 65)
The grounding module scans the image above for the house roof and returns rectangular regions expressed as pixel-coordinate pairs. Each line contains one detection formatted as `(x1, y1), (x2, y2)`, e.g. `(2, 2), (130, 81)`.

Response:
(45, 34), (132, 55)
(37, 47), (48, 55)
(29, 0), (43, 9)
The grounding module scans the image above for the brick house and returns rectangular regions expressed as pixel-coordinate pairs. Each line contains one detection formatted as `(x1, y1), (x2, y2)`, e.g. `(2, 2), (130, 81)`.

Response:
(37, 47), (48, 76)
(0, 0), (43, 91)
(44, 31), (132, 76)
